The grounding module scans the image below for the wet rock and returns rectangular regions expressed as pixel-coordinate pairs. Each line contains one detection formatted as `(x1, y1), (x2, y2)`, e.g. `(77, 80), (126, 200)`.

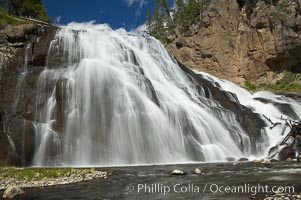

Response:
(238, 158), (249, 162)
(5, 119), (36, 166)
(171, 169), (185, 175)
(177, 61), (267, 155)
(31, 27), (57, 67)
(0, 132), (17, 166)
(260, 160), (271, 164)
(55, 78), (69, 133)
(297, 153), (301, 162)
(279, 146), (296, 161)
(3, 184), (24, 199)
(226, 157), (235, 162)
(0, 24), (58, 166)
(194, 168), (202, 175)
(252, 159), (263, 163)
(286, 157), (293, 161)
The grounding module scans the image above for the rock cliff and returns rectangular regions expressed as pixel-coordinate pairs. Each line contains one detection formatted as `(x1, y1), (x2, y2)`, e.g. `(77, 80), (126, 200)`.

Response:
(167, 0), (301, 85)
(0, 23), (57, 166)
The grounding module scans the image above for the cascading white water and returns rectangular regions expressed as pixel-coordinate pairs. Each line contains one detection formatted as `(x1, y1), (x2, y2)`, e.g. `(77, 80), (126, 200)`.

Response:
(13, 43), (31, 111)
(32, 22), (300, 166)
(5, 43), (32, 160)
(197, 72), (301, 159)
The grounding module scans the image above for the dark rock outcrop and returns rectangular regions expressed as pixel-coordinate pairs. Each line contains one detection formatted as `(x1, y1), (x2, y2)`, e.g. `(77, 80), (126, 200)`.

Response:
(55, 78), (68, 133)
(0, 24), (57, 166)
(177, 60), (267, 153)
(167, 0), (301, 85)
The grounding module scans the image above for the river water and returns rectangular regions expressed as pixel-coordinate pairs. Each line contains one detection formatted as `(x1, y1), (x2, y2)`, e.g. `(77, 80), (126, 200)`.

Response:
(11, 162), (301, 200)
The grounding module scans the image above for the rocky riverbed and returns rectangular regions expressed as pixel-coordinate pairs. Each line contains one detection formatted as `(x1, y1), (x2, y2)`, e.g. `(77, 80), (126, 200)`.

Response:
(0, 168), (112, 191)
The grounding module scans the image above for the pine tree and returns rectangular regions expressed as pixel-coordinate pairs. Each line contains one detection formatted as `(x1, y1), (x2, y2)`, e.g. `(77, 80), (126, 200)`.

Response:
(146, 10), (152, 35)
(147, 0), (209, 43)
(152, 0), (165, 42)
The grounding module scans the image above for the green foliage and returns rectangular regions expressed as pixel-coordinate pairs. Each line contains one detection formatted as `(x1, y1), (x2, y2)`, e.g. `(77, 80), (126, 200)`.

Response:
(177, 0), (201, 32)
(244, 81), (257, 91)
(280, 72), (301, 84)
(0, 7), (24, 26)
(146, 0), (209, 44)
(146, 0), (174, 44)
(0, 168), (71, 181)
(0, 0), (51, 24)
(243, 72), (301, 93)
(12, 0), (51, 22)
(0, 168), (96, 181)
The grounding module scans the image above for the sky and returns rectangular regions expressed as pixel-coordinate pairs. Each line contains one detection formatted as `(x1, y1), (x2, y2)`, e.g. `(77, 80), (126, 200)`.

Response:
(42, 0), (175, 31)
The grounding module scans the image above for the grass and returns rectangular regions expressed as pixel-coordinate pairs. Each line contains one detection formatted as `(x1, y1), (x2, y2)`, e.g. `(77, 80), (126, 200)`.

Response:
(0, 168), (96, 181)
(243, 72), (301, 93)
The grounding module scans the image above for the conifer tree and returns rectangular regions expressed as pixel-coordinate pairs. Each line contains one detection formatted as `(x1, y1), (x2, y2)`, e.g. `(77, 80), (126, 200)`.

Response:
(147, 0), (209, 43)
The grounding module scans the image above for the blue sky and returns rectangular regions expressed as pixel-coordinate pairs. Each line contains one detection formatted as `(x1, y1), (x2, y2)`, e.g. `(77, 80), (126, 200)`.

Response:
(43, 0), (175, 30)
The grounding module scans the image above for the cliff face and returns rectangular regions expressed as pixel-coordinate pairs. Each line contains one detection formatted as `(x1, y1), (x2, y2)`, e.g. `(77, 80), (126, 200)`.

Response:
(167, 0), (301, 84)
(0, 23), (57, 166)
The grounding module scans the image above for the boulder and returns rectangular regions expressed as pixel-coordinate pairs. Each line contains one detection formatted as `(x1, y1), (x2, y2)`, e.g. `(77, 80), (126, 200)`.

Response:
(194, 168), (202, 175)
(171, 169), (185, 175)
(2, 185), (24, 199)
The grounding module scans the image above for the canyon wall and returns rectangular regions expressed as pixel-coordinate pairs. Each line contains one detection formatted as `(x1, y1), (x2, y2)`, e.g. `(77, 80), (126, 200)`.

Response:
(167, 0), (301, 84)
(0, 23), (56, 166)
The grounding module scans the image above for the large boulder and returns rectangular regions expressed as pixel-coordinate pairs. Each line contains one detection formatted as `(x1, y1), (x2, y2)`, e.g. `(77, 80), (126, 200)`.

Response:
(2, 185), (24, 199)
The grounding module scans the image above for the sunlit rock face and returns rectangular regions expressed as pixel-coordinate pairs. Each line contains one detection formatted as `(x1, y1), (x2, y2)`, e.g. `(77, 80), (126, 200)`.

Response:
(167, 0), (301, 85)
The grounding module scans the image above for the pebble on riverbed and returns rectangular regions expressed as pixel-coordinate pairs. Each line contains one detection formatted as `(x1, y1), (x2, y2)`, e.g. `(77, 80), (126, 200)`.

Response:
(264, 193), (301, 200)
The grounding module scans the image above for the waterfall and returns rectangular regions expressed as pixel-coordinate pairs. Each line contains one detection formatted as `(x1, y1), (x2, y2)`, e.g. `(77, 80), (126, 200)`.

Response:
(198, 72), (301, 159)
(13, 43), (31, 112)
(32, 22), (300, 166)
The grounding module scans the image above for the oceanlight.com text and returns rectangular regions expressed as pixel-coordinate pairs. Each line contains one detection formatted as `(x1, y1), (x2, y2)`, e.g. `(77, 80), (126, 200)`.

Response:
(125, 183), (295, 196)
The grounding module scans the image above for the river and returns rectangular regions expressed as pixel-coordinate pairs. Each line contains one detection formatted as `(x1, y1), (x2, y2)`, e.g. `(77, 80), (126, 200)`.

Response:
(10, 162), (301, 200)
